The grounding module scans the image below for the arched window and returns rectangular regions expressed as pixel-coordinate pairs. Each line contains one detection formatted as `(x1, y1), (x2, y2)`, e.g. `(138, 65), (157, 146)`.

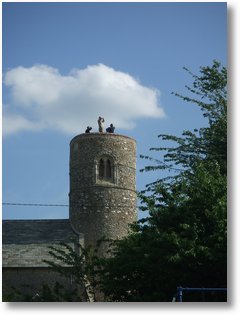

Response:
(97, 156), (115, 183)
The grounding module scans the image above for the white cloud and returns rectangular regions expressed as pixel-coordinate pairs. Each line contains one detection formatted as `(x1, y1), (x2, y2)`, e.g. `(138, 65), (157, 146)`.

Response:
(3, 63), (165, 135)
(3, 112), (44, 136)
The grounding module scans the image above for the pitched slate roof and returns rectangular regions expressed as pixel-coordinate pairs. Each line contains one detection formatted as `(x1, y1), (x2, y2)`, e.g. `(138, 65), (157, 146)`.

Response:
(2, 219), (78, 244)
(2, 219), (83, 267)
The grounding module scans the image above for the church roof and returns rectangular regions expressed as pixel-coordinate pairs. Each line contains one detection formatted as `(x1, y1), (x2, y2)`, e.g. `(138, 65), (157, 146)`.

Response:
(2, 219), (82, 268)
(2, 219), (78, 245)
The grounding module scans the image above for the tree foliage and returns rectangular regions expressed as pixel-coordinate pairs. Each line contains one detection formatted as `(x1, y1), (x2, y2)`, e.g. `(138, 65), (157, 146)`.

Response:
(98, 61), (227, 301)
(39, 61), (227, 302)
(141, 61), (226, 181)
(43, 242), (101, 302)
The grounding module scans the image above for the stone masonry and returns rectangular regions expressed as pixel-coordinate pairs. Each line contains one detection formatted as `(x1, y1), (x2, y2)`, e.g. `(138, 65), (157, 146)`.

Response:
(69, 133), (137, 250)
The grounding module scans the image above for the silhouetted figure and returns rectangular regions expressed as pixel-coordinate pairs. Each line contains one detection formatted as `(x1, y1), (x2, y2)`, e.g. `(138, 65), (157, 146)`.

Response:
(85, 126), (92, 133)
(98, 117), (105, 133)
(106, 123), (115, 133)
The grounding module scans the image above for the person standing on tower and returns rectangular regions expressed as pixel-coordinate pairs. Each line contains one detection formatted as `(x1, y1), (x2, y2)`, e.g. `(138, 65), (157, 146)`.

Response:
(106, 123), (115, 133)
(85, 126), (92, 133)
(98, 116), (105, 133)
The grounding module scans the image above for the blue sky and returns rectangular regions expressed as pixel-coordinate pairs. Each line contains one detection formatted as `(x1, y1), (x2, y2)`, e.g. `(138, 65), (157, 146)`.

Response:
(2, 1), (227, 220)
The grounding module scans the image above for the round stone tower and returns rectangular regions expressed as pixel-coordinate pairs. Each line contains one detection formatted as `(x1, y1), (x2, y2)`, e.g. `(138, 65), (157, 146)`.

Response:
(69, 133), (137, 252)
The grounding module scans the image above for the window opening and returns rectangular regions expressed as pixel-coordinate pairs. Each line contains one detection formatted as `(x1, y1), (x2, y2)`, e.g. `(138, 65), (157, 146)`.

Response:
(106, 159), (112, 178)
(99, 159), (104, 179)
(97, 157), (114, 183)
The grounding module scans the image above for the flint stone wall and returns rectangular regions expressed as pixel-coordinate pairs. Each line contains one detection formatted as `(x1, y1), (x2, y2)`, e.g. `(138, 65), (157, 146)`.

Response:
(69, 133), (137, 248)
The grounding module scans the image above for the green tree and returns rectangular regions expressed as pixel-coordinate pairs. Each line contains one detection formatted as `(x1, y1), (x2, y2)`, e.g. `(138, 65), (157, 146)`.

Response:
(44, 242), (101, 302)
(41, 61), (227, 302)
(98, 61), (227, 301)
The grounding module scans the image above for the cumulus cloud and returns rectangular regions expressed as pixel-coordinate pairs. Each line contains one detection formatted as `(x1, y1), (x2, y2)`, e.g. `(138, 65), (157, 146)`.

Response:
(3, 64), (165, 136)
(3, 112), (44, 136)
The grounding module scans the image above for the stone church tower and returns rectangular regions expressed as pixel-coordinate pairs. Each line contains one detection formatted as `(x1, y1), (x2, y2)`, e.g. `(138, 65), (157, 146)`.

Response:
(2, 131), (137, 301)
(69, 132), (137, 252)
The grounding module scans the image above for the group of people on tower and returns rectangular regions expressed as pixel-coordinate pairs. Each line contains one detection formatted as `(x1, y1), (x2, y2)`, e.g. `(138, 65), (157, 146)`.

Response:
(85, 117), (115, 134)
